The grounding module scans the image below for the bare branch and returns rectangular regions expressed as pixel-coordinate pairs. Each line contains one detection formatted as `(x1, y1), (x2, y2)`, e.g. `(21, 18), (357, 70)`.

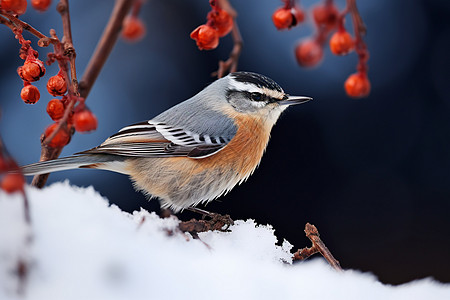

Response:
(293, 223), (342, 272)
(0, 12), (58, 45)
(57, 0), (79, 96)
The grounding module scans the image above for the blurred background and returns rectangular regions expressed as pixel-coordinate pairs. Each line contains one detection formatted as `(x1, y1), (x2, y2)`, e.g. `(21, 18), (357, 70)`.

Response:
(1, 0), (449, 285)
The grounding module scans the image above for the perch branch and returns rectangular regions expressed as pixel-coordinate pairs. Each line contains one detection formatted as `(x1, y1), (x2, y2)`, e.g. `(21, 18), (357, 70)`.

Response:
(293, 223), (342, 272)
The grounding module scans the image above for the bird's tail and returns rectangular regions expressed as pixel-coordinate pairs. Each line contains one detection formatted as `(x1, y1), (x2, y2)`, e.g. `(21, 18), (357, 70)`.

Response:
(21, 154), (125, 176)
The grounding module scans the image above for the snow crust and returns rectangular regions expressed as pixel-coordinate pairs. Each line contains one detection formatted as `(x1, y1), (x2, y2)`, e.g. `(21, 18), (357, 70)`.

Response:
(0, 181), (449, 300)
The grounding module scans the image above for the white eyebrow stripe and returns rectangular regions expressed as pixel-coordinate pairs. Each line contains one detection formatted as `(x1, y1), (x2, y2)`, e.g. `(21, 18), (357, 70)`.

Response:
(228, 78), (286, 99)
(228, 79), (263, 93)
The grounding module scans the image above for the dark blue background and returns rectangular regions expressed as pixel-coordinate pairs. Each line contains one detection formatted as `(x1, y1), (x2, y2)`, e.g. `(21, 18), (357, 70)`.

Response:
(1, 0), (449, 284)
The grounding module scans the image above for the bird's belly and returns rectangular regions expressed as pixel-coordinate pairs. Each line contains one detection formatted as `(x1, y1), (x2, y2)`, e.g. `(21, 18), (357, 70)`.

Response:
(127, 115), (271, 212)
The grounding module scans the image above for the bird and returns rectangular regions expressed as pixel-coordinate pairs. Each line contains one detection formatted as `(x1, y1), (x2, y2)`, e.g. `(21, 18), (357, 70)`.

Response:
(22, 72), (312, 212)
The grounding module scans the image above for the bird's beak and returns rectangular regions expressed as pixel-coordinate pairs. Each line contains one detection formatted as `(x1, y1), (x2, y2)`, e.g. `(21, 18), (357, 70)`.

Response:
(278, 95), (313, 106)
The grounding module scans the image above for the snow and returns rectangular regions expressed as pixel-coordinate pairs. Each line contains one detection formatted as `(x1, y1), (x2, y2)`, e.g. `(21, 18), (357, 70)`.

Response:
(0, 181), (449, 300)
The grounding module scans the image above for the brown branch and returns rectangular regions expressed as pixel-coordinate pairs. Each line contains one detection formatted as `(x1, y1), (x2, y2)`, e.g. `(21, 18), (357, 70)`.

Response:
(212, 20), (243, 78)
(211, 0), (242, 78)
(57, 0), (79, 96)
(32, 0), (134, 188)
(293, 223), (342, 272)
(0, 14), (16, 31)
(31, 143), (63, 187)
(79, 0), (135, 99)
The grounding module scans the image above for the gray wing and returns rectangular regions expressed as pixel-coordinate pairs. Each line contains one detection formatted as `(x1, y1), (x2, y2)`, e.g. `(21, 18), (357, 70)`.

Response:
(78, 120), (235, 159)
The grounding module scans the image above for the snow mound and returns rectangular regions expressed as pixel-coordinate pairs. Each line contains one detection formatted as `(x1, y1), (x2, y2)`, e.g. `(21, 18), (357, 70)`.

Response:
(0, 181), (449, 299)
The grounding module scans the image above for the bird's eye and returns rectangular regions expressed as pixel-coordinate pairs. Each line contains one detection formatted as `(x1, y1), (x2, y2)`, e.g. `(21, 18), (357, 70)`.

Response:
(251, 92), (263, 101)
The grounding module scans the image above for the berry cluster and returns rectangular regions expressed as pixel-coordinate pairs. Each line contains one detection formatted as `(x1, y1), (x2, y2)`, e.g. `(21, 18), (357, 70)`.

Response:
(273, 0), (370, 98)
(44, 97), (98, 148)
(10, 28), (97, 148)
(190, 0), (234, 50)
(16, 35), (46, 104)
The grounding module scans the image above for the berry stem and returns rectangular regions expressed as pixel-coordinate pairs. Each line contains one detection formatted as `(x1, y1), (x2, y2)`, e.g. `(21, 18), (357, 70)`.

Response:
(347, 0), (368, 74)
(57, 0), (80, 97)
(131, 0), (143, 17)
(0, 12), (58, 46)
(212, 17), (243, 78)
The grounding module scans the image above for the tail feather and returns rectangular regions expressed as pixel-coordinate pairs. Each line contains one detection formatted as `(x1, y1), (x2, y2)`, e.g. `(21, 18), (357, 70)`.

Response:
(21, 154), (125, 176)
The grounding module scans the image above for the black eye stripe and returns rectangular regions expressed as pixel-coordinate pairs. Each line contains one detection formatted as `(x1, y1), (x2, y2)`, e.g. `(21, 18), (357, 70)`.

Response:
(225, 89), (281, 103)
(251, 92), (263, 101)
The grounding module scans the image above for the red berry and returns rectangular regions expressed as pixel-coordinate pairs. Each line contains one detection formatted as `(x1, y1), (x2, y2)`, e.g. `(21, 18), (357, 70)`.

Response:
(312, 4), (339, 30)
(73, 109), (98, 133)
(0, 0), (27, 15)
(44, 123), (71, 148)
(295, 39), (323, 67)
(47, 99), (65, 121)
(47, 74), (67, 96)
(330, 30), (354, 55)
(344, 72), (371, 98)
(18, 59), (46, 82)
(272, 6), (305, 30)
(121, 16), (146, 42)
(190, 24), (219, 50)
(20, 84), (40, 104)
(207, 9), (233, 37)
(1, 173), (25, 194)
(272, 8), (293, 30)
(31, 0), (51, 11)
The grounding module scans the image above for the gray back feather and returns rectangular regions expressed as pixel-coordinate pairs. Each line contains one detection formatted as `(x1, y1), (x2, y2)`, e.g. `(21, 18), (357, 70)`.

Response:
(153, 76), (237, 140)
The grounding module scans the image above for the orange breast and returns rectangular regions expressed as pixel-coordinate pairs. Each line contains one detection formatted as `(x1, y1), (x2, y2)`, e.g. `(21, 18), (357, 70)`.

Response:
(165, 113), (271, 181)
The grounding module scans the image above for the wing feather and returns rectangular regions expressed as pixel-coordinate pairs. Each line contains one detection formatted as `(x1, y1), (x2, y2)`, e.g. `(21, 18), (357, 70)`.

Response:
(78, 120), (233, 159)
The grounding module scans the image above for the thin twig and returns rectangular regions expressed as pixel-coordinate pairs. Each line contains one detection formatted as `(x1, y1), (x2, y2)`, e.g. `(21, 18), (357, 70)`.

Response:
(211, 0), (242, 78)
(293, 223), (342, 272)
(57, 0), (79, 96)
(212, 20), (243, 78)
(0, 12), (58, 45)
(347, 0), (368, 74)
(79, 0), (135, 99)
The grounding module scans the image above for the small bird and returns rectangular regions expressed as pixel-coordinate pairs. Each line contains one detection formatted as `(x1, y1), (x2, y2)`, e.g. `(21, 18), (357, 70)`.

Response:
(22, 72), (312, 212)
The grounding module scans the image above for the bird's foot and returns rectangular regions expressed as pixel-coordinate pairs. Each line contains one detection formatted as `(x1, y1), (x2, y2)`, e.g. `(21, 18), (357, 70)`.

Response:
(178, 207), (234, 235)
